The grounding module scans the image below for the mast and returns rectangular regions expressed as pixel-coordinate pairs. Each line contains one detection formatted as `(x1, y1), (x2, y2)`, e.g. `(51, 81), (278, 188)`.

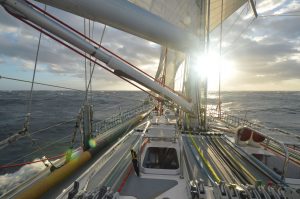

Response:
(0, 0), (194, 113)
(183, 0), (209, 131)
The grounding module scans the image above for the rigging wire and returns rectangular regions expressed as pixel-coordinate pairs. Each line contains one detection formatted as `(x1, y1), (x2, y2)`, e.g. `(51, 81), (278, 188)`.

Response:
(218, 0), (224, 118)
(0, 153), (65, 169)
(30, 118), (77, 136)
(222, 9), (300, 56)
(0, 75), (83, 91)
(223, 4), (247, 39)
(3, 134), (74, 167)
(223, 17), (256, 56)
(1, 3), (159, 166)
(89, 20), (94, 104)
(15, 16), (158, 100)
(23, 0), (189, 101)
(16, 6), (55, 165)
(22, 5), (47, 148)
(3, 134), (72, 166)
(84, 18), (88, 102)
(27, 22), (42, 115)
(259, 14), (300, 17)
(85, 24), (107, 99)
(279, 10), (300, 14)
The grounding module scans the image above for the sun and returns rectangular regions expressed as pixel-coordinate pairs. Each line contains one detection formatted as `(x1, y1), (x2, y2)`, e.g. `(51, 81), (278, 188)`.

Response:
(195, 54), (236, 90)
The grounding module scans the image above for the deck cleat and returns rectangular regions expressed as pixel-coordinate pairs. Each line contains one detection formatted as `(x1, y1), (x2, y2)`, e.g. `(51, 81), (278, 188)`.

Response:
(265, 183), (280, 199)
(256, 184), (272, 199)
(213, 181), (230, 199)
(227, 184), (239, 199)
(190, 179), (206, 199)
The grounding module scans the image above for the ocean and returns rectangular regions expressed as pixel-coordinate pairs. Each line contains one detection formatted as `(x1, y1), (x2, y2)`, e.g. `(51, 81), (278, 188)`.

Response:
(0, 91), (299, 194)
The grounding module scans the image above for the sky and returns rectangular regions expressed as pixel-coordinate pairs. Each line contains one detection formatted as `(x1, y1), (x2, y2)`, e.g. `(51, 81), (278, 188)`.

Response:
(0, 0), (299, 91)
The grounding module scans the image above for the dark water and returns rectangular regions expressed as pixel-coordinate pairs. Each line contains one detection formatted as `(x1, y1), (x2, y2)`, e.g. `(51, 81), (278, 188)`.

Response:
(0, 91), (299, 194)
(208, 91), (300, 134)
(0, 91), (147, 171)
(1, 91), (299, 167)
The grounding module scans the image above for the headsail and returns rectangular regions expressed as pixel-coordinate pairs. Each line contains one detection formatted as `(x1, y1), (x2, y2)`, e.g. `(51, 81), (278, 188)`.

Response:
(135, 0), (248, 92)
(155, 48), (185, 89)
(209, 0), (248, 31)
(128, 0), (248, 34)
(128, 0), (203, 36)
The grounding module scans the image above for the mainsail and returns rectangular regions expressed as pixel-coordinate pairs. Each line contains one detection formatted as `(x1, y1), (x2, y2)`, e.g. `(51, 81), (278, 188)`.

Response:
(209, 0), (248, 31)
(129, 0), (248, 90)
(129, 0), (248, 33)
(32, 0), (248, 92)
(155, 48), (185, 89)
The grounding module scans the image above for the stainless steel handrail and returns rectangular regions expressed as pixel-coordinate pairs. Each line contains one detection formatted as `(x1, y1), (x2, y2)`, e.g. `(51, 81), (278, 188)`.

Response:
(94, 103), (153, 134)
(207, 107), (290, 181)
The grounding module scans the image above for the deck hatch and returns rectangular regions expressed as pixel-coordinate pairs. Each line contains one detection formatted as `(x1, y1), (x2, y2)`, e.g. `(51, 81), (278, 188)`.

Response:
(142, 147), (179, 169)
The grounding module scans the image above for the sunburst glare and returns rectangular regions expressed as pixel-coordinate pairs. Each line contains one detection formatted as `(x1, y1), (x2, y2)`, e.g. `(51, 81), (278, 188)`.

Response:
(195, 53), (236, 90)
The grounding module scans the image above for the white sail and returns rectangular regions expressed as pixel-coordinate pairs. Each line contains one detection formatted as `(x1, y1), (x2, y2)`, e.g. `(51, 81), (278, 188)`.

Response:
(129, 0), (202, 36)
(129, 0), (248, 33)
(155, 48), (185, 89)
(209, 0), (248, 31)
(130, 0), (248, 90)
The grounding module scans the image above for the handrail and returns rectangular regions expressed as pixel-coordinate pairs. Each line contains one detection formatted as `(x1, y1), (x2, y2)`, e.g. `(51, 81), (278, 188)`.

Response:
(94, 103), (153, 135)
(207, 107), (290, 181)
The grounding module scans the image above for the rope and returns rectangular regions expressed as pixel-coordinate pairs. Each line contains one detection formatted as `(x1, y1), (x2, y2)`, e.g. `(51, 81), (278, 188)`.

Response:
(223, 17), (256, 56)
(223, 4), (247, 39)
(89, 20), (94, 104)
(259, 14), (300, 17)
(0, 154), (64, 169)
(11, 5), (53, 163)
(31, 118), (76, 136)
(84, 18), (88, 102)
(0, 75), (83, 91)
(19, 5), (46, 150)
(23, 0), (189, 101)
(14, 15), (158, 99)
(27, 22), (42, 115)
(86, 24), (106, 94)
(218, 0), (224, 118)
(3, 134), (73, 167)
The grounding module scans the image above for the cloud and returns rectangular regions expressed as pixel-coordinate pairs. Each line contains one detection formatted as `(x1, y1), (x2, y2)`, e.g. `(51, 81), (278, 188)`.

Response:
(207, 0), (300, 91)
(0, 0), (299, 91)
(0, 2), (160, 91)
(274, 0), (300, 14)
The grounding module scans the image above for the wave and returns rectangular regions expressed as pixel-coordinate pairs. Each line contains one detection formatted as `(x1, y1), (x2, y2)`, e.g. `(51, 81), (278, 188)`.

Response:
(0, 159), (47, 196)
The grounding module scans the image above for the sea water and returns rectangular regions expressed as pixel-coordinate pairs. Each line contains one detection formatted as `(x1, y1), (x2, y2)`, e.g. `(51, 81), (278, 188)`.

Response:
(0, 91), (299, 194)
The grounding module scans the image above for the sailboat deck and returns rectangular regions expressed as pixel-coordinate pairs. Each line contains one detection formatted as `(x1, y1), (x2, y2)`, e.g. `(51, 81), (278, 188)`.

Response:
(120, 174), (179, 199)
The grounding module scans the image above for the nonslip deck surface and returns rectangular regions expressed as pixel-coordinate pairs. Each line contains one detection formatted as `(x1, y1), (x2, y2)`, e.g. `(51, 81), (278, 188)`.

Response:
(120, 175), (178, 199)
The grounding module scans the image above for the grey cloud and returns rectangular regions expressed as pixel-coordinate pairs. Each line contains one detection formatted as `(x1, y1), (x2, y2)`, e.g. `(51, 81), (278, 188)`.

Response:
(206, 0), (300, 90)
(0, 5), (159, 79)
(1, 0), (299, 91)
